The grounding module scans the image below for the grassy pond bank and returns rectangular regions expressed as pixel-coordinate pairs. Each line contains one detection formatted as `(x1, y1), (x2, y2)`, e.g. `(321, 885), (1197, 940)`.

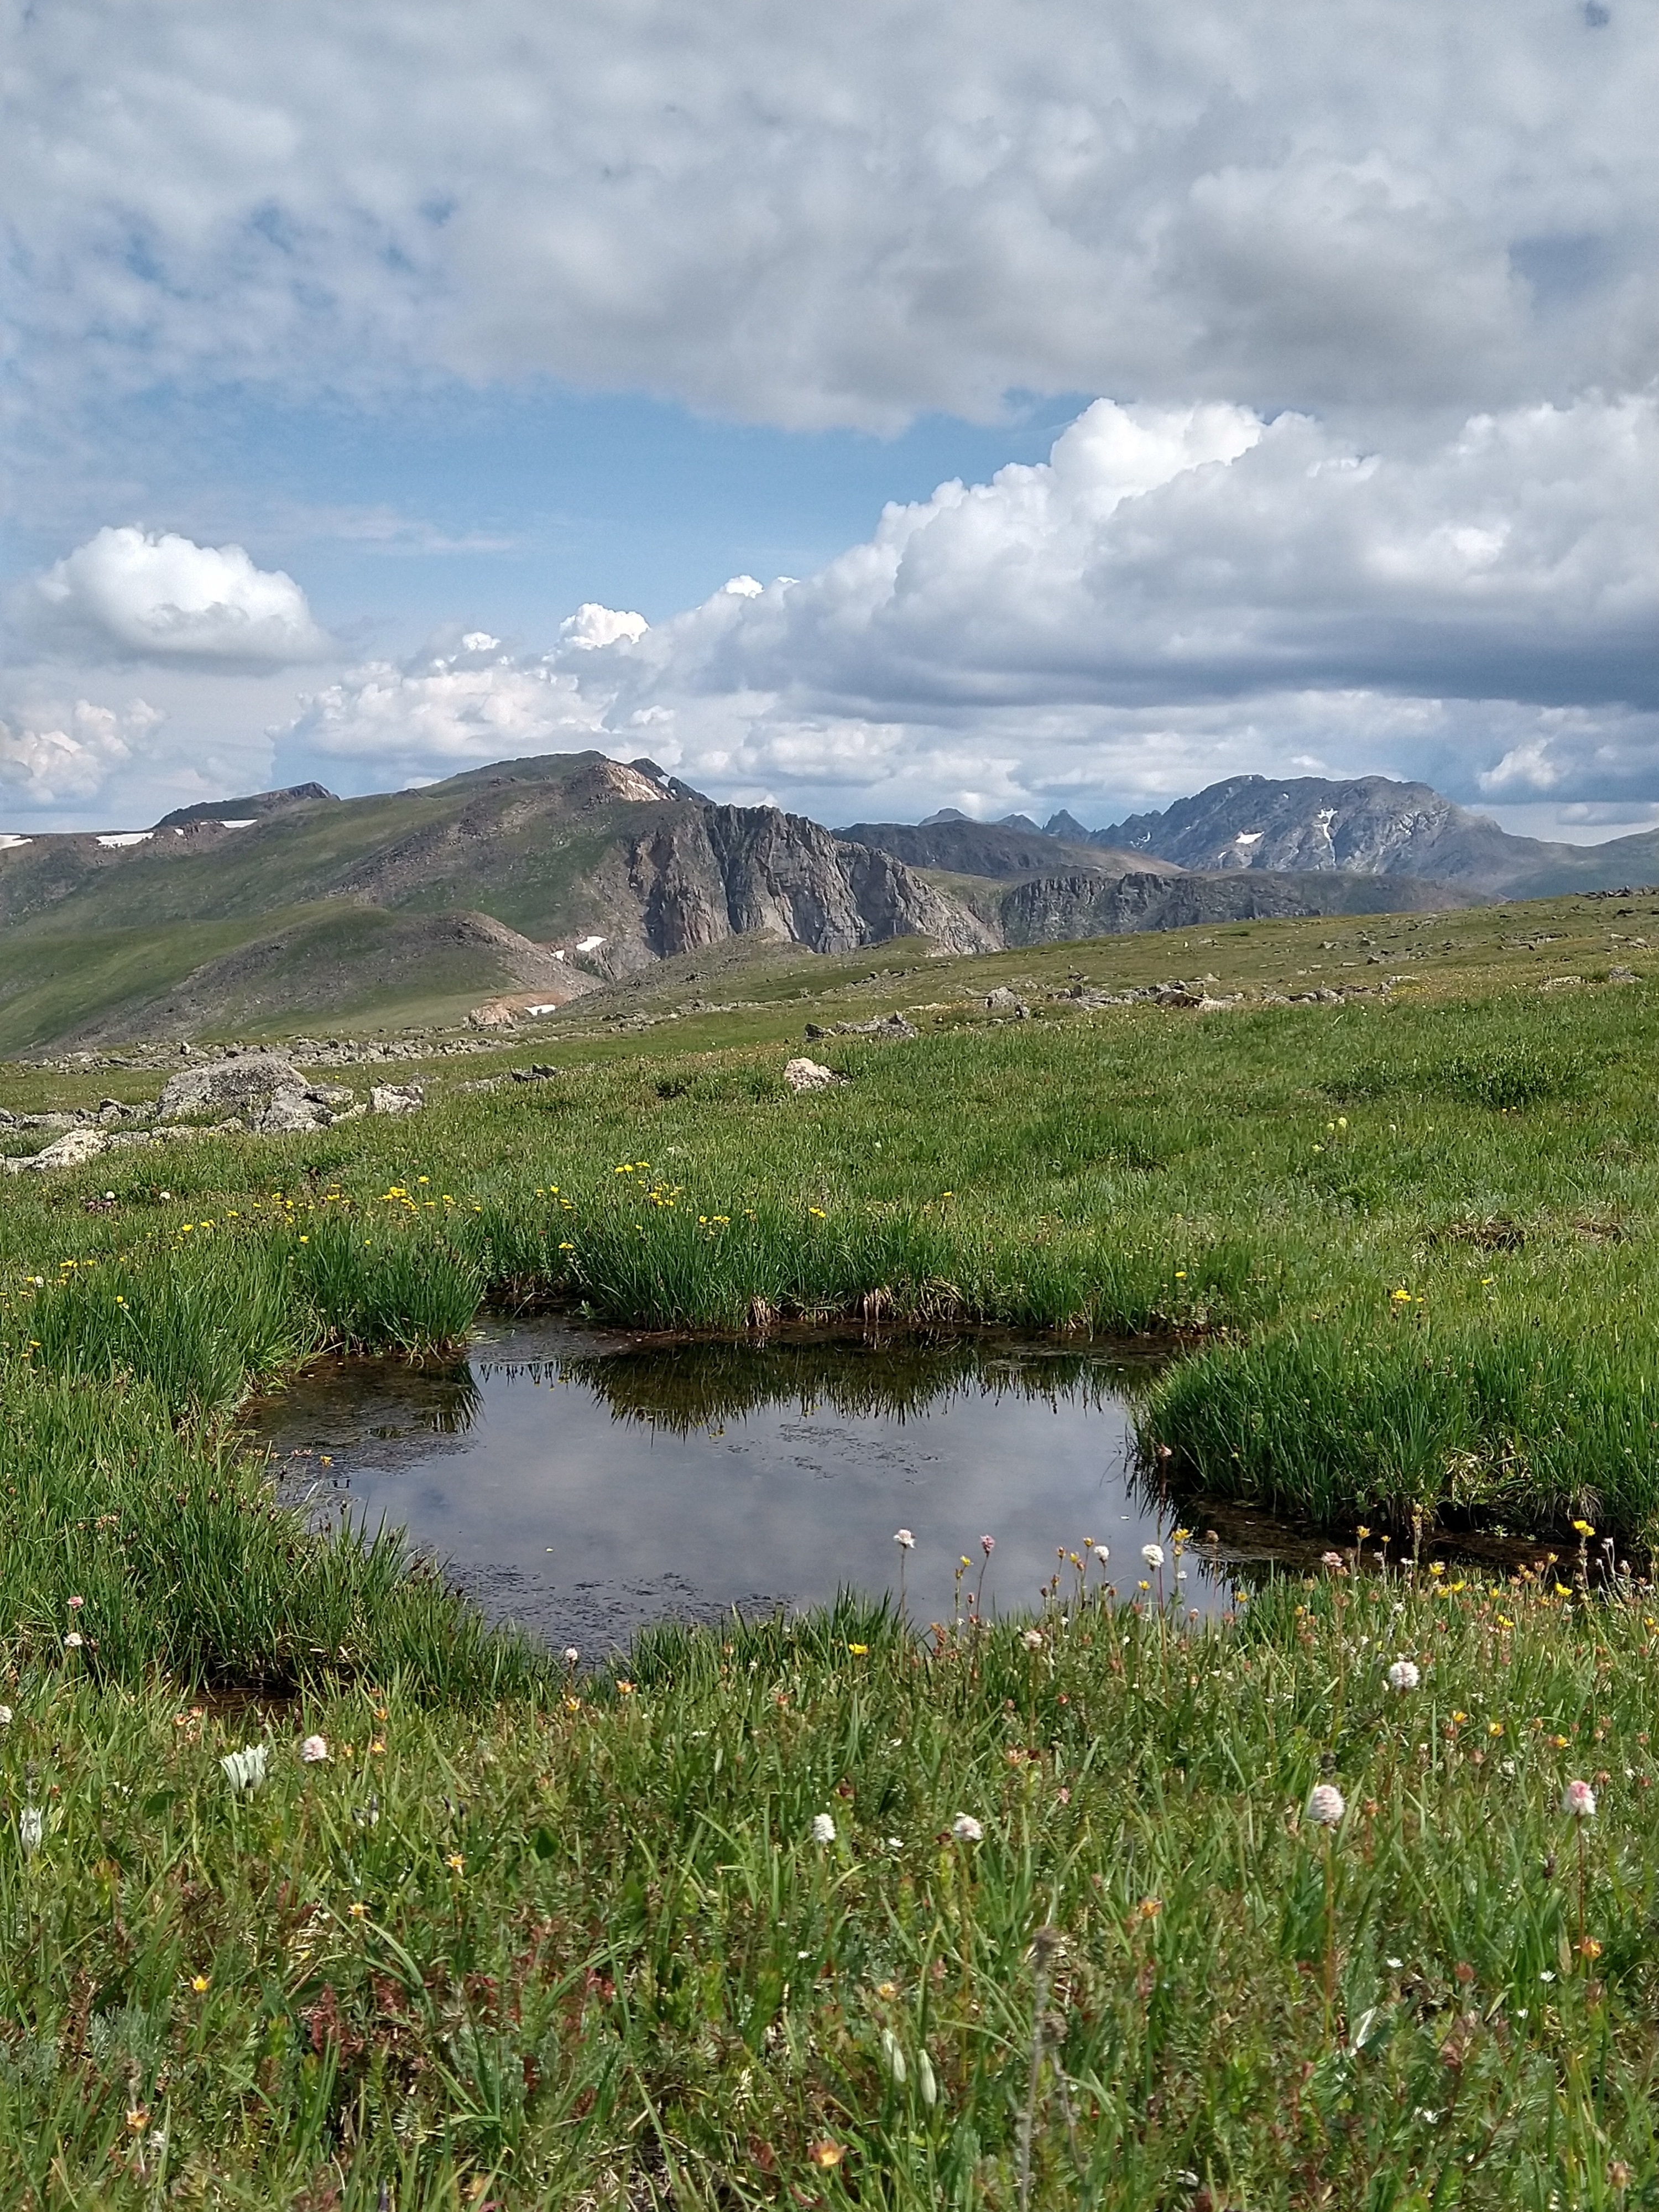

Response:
(3, 912), (1659, 2201)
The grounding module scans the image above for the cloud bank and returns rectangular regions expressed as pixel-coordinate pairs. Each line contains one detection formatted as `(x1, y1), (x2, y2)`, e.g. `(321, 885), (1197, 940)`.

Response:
(276, 394), (1658, 821)
(6, 0), (1655, 431)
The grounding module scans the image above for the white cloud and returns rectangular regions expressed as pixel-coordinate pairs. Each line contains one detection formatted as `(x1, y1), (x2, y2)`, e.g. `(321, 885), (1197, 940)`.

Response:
(0, 697), (163, 807)
(284, 632), (608, 786)
(559, 604), (649, 649)
(30, 528), (330, 665)
(3, 0), (1654, 432)
(270, 393), (1657, 825)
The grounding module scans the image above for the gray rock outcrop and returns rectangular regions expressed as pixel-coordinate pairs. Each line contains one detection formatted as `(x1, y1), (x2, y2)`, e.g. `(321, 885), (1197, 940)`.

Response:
(156, 1051), (353, 1131)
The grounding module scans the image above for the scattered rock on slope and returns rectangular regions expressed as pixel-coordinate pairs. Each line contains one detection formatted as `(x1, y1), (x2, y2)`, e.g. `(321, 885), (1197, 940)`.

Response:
(784, 1058), (848, 1093)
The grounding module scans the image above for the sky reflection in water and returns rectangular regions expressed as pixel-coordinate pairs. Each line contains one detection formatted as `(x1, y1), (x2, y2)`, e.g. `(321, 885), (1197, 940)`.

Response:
(249, 1322), (1222, 1652)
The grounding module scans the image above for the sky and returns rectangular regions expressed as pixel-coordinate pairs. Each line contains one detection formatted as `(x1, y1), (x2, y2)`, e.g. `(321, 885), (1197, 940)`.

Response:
(2, 0), (1655, 839)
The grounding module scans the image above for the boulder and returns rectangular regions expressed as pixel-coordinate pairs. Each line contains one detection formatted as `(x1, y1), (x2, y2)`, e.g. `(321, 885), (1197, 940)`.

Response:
(157, 1051), (300, 1120)
(3, 1127), (109, 1175)
(784, 1057), (848, 1093)
(984, 987), (1030, 1016)
(370, 1083), (425, 1116)
(156, 1050), (354, 1131)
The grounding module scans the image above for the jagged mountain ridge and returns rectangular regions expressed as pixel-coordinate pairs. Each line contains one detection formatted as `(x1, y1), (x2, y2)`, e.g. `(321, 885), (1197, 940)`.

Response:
(1067, 774), (1659, 899)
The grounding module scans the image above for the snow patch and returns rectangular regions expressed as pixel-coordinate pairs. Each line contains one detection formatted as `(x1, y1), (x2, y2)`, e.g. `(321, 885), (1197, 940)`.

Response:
(575, 935), (606, 953)
(96, 831), (153, 847)
(0, 834), (33, 851)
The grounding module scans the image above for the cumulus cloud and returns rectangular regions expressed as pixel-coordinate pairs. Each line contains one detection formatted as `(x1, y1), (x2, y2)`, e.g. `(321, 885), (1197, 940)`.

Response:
(0, 697), (164, 807)
(559, 604), (650, 650)
(4, 0), (1654, 430)
(272, 393), (1658, 823)
(284, 632), (609, 787)
(25, 528), (330, 665)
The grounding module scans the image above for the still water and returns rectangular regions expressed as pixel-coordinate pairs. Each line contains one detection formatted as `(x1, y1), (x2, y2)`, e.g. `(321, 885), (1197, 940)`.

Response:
(247, 1321), (1229, 1652)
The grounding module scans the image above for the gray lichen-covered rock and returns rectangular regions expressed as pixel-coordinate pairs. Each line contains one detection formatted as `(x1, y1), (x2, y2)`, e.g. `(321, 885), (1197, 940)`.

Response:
(784, 1057), (847, 1093)
(3, 1127), (109, 1174)
(370, 1083), (424, 1116)
(158, 1052), (301, 1120)
(156, 1050), (353, 1131)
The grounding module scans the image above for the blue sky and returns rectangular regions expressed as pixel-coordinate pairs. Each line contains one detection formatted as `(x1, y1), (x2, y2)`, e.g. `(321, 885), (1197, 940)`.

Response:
(2, 0), (1653, 836)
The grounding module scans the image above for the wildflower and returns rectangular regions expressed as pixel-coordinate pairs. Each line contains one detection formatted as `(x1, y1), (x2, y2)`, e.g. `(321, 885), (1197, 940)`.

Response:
(1579, 1936), (1603, 1960)
(1387, 1658), (1421, 1691)
(348, 1902), (369, 1919)
(808, 2141), (844, 2169)
(190, 1975), (208, 1993)
(952, 1813), (984, 1843)
(1573, 1519), (1595, 1536)
(562, 1646), (580, 1666)
(126, 2107), (150, 2133)
(62, 1632), (84, 1650)
(980, 1535), (995, 1556)
(220, 1744), (269, 1795)
(445, 1852), (466, 1874)
(1141, 1543), (1165, 1570)
(299, 1734), (330, 1764)
(847, 1641), (869, 1655)
(67, 1595), (84, 1611)
(1021, 1628), (1045, 1651)
(1562, 1779), (1597, 1819)
(0, 1707), (12, 1726)
(894, 1528), (915, 1550)
(810, 1813), (837, 1845)
(1320, 1550), (1345, 1571)
(1093, 1545), (1109, 1564)
(615, 1680), (635, 1697)
(1306, 1783), (1345, 1828)
(18, 1807), (44, 1857)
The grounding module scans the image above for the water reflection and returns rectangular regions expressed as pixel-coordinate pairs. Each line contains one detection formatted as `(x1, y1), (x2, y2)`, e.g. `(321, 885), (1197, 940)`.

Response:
(246, 1321), (1220, 1652)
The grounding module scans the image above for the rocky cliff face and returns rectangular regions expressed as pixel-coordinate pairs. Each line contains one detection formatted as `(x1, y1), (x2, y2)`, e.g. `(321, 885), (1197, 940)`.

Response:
(1093, 775), (1571, 894)
(613, 805), (996, 966)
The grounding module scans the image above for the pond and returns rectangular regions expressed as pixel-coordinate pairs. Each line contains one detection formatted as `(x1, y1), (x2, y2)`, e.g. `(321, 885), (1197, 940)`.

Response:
(246, 1320), (1240, 1652)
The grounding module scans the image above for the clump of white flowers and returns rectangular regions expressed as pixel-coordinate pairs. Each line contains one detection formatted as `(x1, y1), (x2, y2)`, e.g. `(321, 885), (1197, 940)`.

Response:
(952, 1814), (983, 1843)
(810, 1812), (837, 1845)
(1387, 1658), (1421, 1691)
(18, 1807), (44, 1858)
(299, 1735), (330, 1764)
(221, 1744), (270, 1796)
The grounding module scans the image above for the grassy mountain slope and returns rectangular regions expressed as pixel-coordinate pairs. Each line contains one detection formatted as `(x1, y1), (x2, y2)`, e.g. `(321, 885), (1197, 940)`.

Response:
(0, 752), (988, 1049)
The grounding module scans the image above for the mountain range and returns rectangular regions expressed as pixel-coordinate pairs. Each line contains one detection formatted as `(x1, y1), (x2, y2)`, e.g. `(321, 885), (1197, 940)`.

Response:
(2, 757), (1650, 1050)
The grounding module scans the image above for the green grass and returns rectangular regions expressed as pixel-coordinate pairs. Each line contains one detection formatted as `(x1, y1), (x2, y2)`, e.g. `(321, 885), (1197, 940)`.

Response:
(3, 906), (1659, 2199)
(3, 1573), (1658, 2205)
(7, 941), (1659, 1538)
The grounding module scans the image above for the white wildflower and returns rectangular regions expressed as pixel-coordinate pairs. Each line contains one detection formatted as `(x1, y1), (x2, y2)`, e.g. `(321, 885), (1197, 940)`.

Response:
(810, 1812), (837, 1845)
(299, 1735), (330, 1764)
(1021, 1628), (1045, 1651)
(1306, 1783), (1345, 1827)
(894, 1528), (915, 1550)
(1387, 1658), (1421, 1691)
(221, 1744), (270, 1795)
(1141, 1543), (1165, 1570)
(18, 1807), (44, 1856)
(952, 1814), (983, 1843)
